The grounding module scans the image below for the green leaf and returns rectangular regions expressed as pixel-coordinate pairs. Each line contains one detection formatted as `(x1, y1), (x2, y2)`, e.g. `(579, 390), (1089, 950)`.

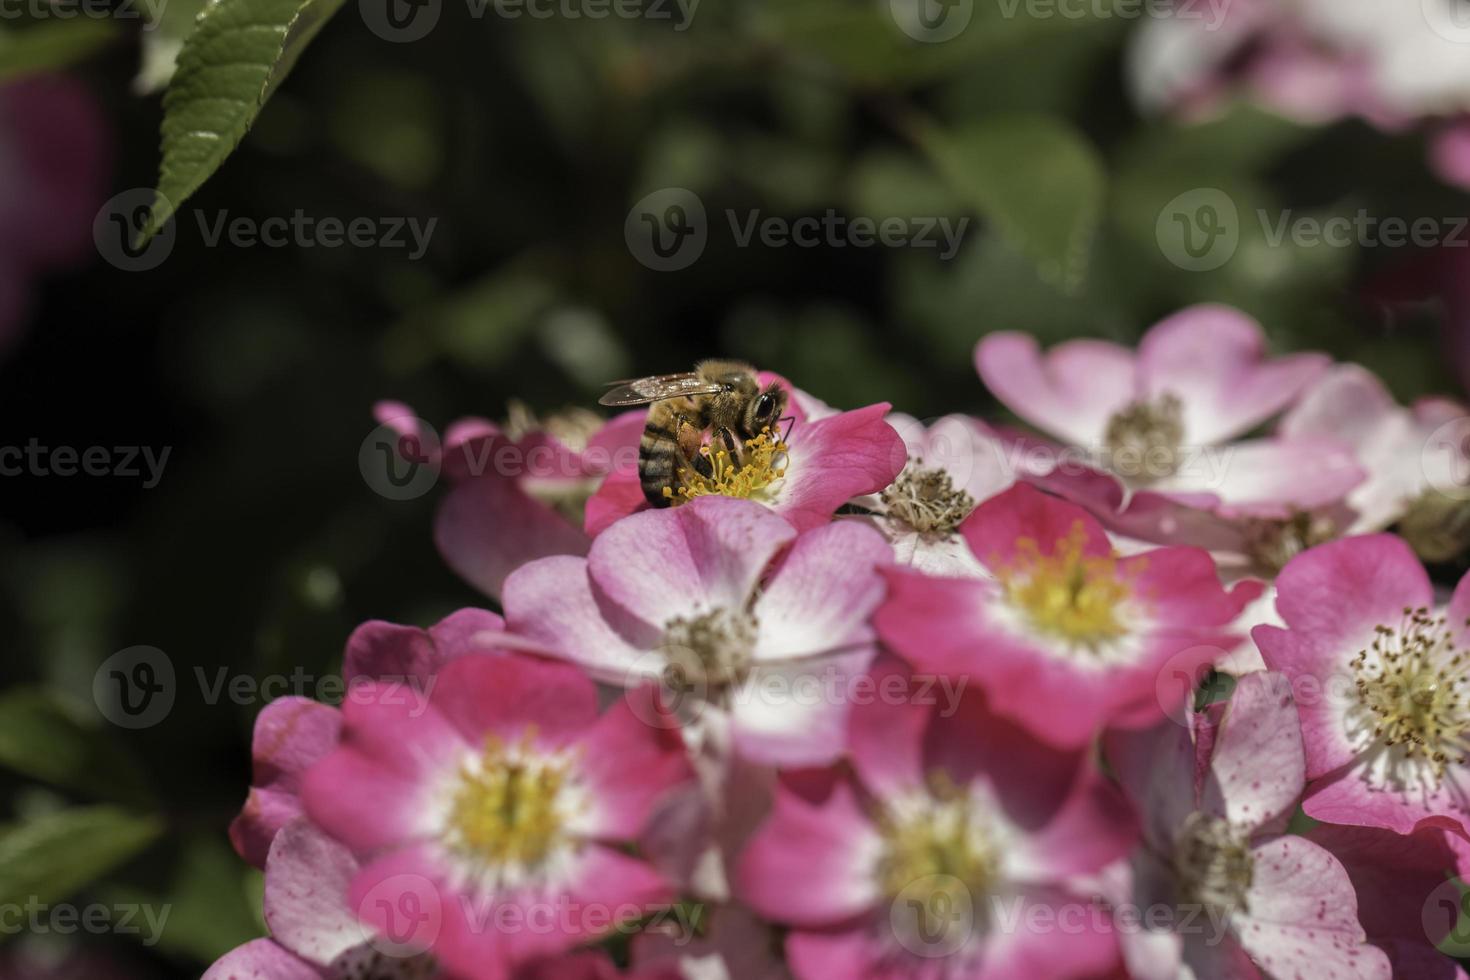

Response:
(134, 0), (212, 94)
(140, 0), (347, 241)
(0, 689), (153, 806)
(920, 115), (1106, 291)
(0, 20), (117, 83)
(0, 807), (162, 909)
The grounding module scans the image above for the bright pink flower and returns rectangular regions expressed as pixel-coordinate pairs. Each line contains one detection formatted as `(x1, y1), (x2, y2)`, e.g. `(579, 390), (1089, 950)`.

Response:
(1281, 364), (1470, 536)
(502, 495), (891, 767)
(302, 653), (693, 980)
(230, 608), (505, 868)
(737, 666), (1135, 980)
(584, 374), (905, 536)
(1309, 822), (1470, 979)
(876, 483), (1259, 747)
(374, 402), (642, 600)
(1254, 534), (1470, 837)
(974, 306), (1359, 536)
(1106, 671), (1390, 980)
(0, 75), (109, 356)
(207, 818), (460, 979)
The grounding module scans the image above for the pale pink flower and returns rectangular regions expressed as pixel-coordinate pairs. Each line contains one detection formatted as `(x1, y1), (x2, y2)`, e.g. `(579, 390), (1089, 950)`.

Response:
(502, 495), (890, 767)
(302, 653), (694, 980)
(1106, 671), (1391, 980)
(1254, 533), (1470, 837)
(876, 483), (1259, 747)
(737, 664), (1135, 979)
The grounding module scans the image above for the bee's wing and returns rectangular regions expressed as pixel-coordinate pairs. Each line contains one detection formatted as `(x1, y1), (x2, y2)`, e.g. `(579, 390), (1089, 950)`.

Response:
(598, 373), (725, 406)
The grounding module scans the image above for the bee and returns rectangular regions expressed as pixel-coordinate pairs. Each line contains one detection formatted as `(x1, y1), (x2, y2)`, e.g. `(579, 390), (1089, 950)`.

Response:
(599, 359), (789, 507)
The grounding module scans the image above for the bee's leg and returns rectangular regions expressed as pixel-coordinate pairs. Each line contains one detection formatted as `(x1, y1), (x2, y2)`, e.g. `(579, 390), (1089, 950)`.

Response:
(714, 427), (744, 470)
(677, 416), (711, 479)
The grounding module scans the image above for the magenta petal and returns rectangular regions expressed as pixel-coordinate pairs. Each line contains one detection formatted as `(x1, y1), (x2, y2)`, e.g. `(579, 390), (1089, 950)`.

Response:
(1106, 720), (1199, 854)
(962, 483), (1112, 571)
(434, 470), (590, 602)
(588, 496), (795, 635)
(501, 555), (651, 680)
(584, 464), (648, 537)
(1136, 304), (1329, 445)
(730, 648), (875, 767)
(342, 620), (435, 686)
(737, 781), (881, 927)
(1199, 671), (1305, 833)
(846, 660), (929, 799)
(230, 697), (342, 869)
(262, 820), (364, 968)
(428, 653), (599, 749)
(202, 939), (325, 980)
(776, 403), (906, 530)
(1165, 436), (1363, 515)
(1270, 533), (1432, 648)
(975, 332), (1138, 447)
(753, 519), (888, 661)
(573, 686), (693, 840)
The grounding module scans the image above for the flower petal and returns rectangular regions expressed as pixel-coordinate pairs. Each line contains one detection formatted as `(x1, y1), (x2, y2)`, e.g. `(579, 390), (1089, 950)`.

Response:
(230, 697), (342, 869)
(975, 332), (1138, 447)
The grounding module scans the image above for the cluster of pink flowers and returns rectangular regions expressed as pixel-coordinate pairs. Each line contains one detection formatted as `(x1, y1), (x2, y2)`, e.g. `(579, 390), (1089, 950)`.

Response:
(209, 306), (1470, 979)
(1131, 0), (1470, 189)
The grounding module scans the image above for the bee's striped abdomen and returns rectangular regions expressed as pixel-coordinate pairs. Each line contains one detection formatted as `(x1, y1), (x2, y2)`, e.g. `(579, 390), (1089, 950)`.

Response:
(638, 411), (680, 507)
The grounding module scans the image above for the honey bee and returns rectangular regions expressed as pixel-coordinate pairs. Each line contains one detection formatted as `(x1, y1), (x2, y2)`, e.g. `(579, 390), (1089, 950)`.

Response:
(599, 359), (789, 507)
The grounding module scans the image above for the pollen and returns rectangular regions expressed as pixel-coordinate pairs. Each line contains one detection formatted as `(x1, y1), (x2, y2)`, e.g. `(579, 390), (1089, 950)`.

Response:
(998, 522), (1134, 649)
(882, 460), (976, 536)
(1352, 606), (1470, 779)
(1173, 811), (1253, 916)
(443, 730), (572, 874)
(661, 606), (757, 691)
(666, 429), (787, 503)
(1103, 392), (1185, 480)
(876, 775), (1000, 923)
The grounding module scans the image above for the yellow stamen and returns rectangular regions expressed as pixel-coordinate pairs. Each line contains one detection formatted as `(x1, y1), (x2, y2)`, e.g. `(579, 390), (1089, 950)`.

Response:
(666, 429), (788, 503)
(998, 522), (1134, 648)
(445, 730), (569, 869)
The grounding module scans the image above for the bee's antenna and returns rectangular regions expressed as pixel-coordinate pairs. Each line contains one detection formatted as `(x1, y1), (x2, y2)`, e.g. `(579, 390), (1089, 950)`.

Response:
(778, 415), (796, 444)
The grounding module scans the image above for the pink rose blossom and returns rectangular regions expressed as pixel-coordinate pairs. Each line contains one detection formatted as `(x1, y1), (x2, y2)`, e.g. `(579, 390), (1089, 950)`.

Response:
(502, 495), (891, 767)
(374, 401), (642, 600)
(737, 665), (1135, 979)
(876, 483), (1259, 747)
(302, 652), (694, 980)
(1254, 533), (1470, 837)
(975, 306), (1361, 550)
(584, 373), (905, 535)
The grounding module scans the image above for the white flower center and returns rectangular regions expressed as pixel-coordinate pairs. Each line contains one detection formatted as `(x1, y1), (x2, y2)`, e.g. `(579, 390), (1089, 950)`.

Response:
(661, 606), (758, 691)
(882, 460), (976, 536)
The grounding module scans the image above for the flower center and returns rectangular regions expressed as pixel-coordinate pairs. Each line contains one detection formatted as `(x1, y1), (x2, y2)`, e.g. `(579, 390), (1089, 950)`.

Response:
(1243, 511), (1337, 574)
(1352, 606), (1470, 777)
(661, 606), (757, 691)
(1172, 812), (1253, 917)
(881, 460), (976, 536)
(666, 429), (787, 504)
(444, 731), (572, 875)
(1103, 393), (1185, 480)
(503, 400), (603, 453)
(1400, 490), (1470, 564)
(998, 523), (1133, 649)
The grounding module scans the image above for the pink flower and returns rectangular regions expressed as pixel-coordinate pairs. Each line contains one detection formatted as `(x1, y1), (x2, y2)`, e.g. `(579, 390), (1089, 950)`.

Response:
(736, 664), (1135, 980)
(374, 402), (643, 601)
(1254, 533), (1470, 837)
(230, 608), (505, 868)
(975, 306), (1360, 540)
(1106, 671), (1391, 980)
(584, 374), (905, 536)
(875, 483), (1259, 747)
(1281, 364), (1470, 555)
(0, 75), (110, 355)
(1309, 822), (1470, 979)
(502, 495), (891, 767)
(207, 819), (459, 979)
(302, 653), (693, 980)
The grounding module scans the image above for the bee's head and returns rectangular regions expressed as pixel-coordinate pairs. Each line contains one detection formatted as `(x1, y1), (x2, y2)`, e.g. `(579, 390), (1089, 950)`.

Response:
(743, 381), (788, 439)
